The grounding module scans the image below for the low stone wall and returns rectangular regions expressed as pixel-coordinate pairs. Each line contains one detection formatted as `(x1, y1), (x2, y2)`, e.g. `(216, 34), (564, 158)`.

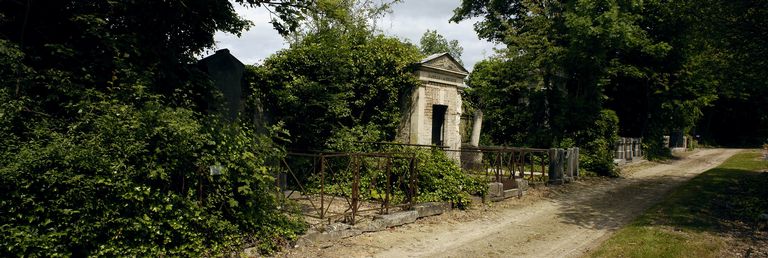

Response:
(615, 137), (643, 163)
(295, 178), (533, 246)
(487, 179), (528, 201)
(298, 202), (452, 245)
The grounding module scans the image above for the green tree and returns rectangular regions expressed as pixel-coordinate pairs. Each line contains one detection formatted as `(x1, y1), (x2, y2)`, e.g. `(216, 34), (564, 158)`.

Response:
(692, 0), (768, 146)
(418, 30), (464, 64)
(453, 0), (669, 173)
(251, 0), (486, 208)
(0, 1), (312, 255)
(252, 2), (422, 151)
(455, 0), (768, 160)
(465, 55), (544, 146)
(288, 0), (400, 41)
(1, 0), (311, 105)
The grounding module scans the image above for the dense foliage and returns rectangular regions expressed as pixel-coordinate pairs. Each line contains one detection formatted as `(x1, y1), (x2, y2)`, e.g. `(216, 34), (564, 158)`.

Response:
(291, 146), (486, 210)
(566, 110), (620, 176)
(2, 0), (764, 254)
(455, 0), (635, 175)
(692, 1), (768, 146)
(454, 0), (767, 167)
(251, 1), (422, 151)
(253, 0), (485, 208)
(411, 148), (487, 208)
(0, 1), (310, 256)
(250, 32), (421, 151)
(0, 87), (304, 255)
(464, 56), (544, 146)
(418, 30), (465, 64)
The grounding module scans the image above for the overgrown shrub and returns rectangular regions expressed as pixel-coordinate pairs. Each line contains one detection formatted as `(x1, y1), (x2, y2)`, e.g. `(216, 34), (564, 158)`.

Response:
(0, 88), (305, 256)
(250, 27), (422, 151)
(284, 144), (487, 210)
(570, 109), (620, 177)
(411, 148), (487, 209)
(644, 133), (673, 160)
(0, 3), (312, 254)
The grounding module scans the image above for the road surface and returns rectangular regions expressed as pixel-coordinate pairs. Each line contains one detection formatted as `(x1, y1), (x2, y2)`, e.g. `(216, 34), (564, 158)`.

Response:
(281, 148), (740, 258)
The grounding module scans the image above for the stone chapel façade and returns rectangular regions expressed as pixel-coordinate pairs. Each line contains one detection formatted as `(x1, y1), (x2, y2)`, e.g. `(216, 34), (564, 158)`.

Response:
(398, 53), (472, 161)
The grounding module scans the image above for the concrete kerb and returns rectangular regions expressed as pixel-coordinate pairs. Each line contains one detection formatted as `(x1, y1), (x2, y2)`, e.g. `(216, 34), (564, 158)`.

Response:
(413, 202), (452, 218)
(295, 178), (535, 246)
(296, 202), (453, 245)
(486, 179), (528, 202)
(300, 227), (363, 244)
(487, 182), (504, 198)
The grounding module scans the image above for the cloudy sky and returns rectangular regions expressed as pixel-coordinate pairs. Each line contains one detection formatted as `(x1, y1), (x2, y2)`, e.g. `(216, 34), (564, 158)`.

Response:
(213, 0), (498, 70)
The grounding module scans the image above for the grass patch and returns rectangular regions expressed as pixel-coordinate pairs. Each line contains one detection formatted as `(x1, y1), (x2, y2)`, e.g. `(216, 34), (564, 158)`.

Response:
(591, 150), (768, 257)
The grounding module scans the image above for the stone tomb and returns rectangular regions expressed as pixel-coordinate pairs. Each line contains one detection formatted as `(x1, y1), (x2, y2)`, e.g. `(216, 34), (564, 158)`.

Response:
(198, 49), (245, 120)
(399, 53), (469, 161)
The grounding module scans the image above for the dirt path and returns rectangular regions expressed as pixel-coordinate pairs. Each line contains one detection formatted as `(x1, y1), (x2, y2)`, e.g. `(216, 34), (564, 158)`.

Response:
(280, 148), (741, 258)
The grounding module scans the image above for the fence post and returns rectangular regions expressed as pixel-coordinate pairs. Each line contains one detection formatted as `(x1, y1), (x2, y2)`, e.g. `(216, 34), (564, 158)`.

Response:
(548, 148), (557, 181)
(623, 138), (629, 160)
(563, 148), (573, 181)
(573, 147), (580, 178)
(351, 156), (360, 224)
(548, 148), (564, 184)
(275, 160), (286, 204)
(566, 147), (579, 180)
(615, 138), (622, 160)
(319, 155), (326, 219)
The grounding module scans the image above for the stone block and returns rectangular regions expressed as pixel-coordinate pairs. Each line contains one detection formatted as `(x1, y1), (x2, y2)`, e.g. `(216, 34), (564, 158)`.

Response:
(302, 228), (362, 243)
(354, 219), (387, 232)
(513, 178), (528, 191)
(374, 210), (419, 227)
(354, 211), (420, 232)
(412, 202), (451, 218)
(487, 182), (504, 198)
(323, 222), (351, 232)
(503, 189), (521, 198)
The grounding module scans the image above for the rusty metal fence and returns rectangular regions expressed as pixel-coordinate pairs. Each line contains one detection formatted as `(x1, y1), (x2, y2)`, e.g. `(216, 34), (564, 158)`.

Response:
(447, 146), (580, 187)
(446, 147), (551, 188)
(274, 145), (580, 225)
(276, 152), (418, 225)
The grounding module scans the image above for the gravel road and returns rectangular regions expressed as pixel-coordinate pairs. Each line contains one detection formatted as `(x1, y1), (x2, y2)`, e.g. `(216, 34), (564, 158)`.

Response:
(280, 148), (741, 258)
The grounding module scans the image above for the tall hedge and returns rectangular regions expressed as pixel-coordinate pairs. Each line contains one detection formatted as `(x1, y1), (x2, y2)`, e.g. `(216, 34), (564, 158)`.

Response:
(0, 37), (304, 256)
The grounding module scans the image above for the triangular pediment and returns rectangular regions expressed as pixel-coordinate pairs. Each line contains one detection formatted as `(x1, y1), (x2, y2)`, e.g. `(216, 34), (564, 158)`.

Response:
(420, 53), (469, 75)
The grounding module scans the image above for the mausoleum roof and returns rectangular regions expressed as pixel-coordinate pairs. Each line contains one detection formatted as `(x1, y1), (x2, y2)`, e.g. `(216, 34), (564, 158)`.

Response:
(419, 52), (469, 75)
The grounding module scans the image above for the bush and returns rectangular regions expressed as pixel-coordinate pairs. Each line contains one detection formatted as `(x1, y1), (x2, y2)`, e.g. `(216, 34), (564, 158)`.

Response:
(0, 89), (305, 256)
(644, 133), (673, 160)
(411, 148), (487, 209)
(250, 30), (422, 152)
(289, 142), (487, 210)
(572, 109), (620, 177)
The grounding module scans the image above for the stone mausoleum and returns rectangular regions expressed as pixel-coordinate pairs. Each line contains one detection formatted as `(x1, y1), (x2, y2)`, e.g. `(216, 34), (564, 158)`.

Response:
(399, 53), (471, 160)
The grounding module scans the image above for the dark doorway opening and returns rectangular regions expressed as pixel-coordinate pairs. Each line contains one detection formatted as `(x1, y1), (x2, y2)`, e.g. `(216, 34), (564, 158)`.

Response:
(432, 105), (448, 146)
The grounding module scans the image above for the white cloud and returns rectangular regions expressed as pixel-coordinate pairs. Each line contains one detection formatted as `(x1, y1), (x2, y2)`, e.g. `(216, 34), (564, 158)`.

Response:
(213, 0), (498, 69)
(212, 6), (286, 65)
